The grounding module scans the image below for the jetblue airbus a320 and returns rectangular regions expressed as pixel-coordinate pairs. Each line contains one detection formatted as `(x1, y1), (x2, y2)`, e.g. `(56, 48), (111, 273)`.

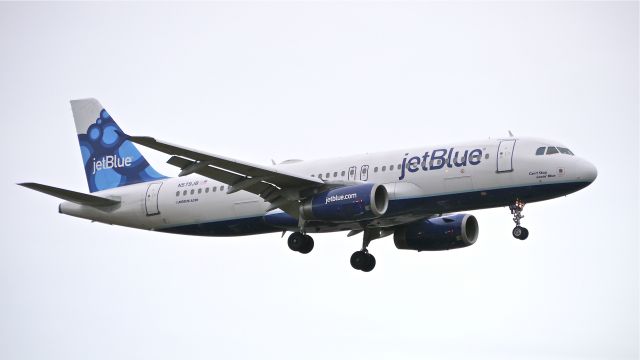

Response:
(20, 99), (597, 272)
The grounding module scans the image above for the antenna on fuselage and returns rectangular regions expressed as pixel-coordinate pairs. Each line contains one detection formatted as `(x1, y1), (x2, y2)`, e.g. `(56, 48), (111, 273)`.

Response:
(508, 130), (514, 137)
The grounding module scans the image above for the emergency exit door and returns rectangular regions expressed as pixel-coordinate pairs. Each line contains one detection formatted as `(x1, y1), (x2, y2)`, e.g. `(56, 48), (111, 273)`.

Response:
(347, 166), (357, 181)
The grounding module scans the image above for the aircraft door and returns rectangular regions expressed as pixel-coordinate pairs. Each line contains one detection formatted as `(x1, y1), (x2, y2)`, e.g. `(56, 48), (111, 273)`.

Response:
(145, 182), (162, 216)
(497, 140), (516, 172)
(348, 166), (357, 181)
(360, 165), (369, 181)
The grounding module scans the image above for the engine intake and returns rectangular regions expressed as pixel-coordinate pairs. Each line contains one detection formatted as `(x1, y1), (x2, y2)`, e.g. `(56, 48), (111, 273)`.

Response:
(301, 183), (388, 222)
(394, 214), (479, 251)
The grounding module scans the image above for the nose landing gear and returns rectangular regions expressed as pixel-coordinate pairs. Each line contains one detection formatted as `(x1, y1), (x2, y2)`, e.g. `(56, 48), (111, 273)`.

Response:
(510, 199), (529, 240)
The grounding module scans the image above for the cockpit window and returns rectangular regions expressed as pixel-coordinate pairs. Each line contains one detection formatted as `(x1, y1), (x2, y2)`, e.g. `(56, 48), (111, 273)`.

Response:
(558, 147), (574, 155)
(535, 147), (546, 155)
(546, 146), (559, 155)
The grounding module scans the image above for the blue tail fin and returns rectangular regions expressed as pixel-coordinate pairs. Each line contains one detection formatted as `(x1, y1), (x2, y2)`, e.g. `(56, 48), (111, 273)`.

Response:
(71, 98), (167, 193)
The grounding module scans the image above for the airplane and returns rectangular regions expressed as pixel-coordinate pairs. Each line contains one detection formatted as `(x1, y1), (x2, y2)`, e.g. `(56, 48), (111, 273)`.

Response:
(19, 98), (598, 272)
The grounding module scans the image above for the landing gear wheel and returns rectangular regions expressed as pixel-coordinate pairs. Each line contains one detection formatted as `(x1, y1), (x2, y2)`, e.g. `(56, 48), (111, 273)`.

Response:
(288, 232), (314, 253)
(350, 251), (376, 272)
(361, 253), (376, 272)
(288, 232), (304, 252)
(512, 226), (529, 240)
(299, 235), (314, 254)
(350, 251), (366, 270)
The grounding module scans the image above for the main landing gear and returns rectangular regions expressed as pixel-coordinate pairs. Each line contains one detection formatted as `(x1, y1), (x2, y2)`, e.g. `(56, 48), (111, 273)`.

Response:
(351, 250), (376, 272)
(351, 235), (376, 272)
(288, 232), (314, 254)
(287, 229), (383, 272)
(510, 199), (529, 240)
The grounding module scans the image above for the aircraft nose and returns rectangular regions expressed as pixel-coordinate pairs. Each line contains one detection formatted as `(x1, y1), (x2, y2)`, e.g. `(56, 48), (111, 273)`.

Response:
(580, 159), (598, 183)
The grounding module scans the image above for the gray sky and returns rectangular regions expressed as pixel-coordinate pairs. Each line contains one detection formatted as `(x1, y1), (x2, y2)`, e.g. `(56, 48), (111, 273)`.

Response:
(0, 2), (638, 359)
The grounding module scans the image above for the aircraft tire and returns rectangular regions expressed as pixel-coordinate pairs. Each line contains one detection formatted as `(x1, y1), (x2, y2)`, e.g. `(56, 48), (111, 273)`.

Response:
(512, 226), (523, 239)
(350, 251), (366, 270)
(512, 226), (529, 240)
(299, 235), (314, 254)
(361, 253), (376, 272)
(288, 232), (306, 252)
(351, 251), (375, 271)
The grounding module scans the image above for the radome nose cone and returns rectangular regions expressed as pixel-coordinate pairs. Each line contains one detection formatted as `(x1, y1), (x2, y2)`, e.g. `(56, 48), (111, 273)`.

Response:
(584, 160), (598, 182)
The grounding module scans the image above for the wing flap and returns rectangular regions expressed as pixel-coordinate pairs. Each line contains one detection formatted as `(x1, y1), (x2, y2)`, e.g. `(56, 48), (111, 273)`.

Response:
(168, 155), (275, 194)
(18, 182), (120, 207)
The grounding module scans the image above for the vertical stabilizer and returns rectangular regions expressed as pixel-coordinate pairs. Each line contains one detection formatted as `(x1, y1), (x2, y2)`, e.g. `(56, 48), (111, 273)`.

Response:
(71, 98), (167, 192)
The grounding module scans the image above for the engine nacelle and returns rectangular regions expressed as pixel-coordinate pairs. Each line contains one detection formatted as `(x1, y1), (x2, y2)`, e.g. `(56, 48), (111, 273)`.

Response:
(394, 214), (479, 251)
(301, 183), (389, 222)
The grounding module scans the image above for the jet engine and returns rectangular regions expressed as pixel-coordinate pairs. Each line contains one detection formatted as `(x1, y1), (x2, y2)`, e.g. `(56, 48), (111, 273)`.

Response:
(394, 214), (479, 251)
(301, 183), (388, 222)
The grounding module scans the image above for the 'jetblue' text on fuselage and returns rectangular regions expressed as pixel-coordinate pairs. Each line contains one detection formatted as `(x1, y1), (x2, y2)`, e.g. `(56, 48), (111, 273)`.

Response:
(399, 148), (483, 180)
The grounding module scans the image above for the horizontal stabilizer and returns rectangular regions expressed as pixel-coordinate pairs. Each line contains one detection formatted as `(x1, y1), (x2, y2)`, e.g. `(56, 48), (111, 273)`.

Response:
(18, 182), (120, 207)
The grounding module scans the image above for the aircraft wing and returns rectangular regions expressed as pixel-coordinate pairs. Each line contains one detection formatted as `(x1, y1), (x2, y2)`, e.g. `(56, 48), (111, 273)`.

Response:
(128, 136), (325, 217)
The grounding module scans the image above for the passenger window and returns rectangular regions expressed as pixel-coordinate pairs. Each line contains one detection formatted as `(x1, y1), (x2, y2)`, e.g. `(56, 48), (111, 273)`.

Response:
(382, 166), (386, 172)
(536, 147), (546, 156)
(220, 185), (225, 191)
(374, 167), (378, 173)
(198, 188), (202, 194)
(176, 191), (180, 197)
(558, 147), (574, 155)
(318, 174), (322, 179)
(326, 172), (330, 178)
(190, 189), (195, 195)
(484, 154), (489, 159)
(205, 188), (209, 193)
(398, 164), (401, 169)
(546, 147), (559, 155)
(183, 190), (187, 196)
(390, 165), (394, 171)
(213, 187), (217, 192)
(310, 174), (315, 177)
(341, 170), (346, 176)
(333, 171), (338, 177)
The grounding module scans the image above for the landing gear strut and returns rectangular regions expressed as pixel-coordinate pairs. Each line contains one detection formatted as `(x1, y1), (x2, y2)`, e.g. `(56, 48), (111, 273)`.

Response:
(288, 232), (314, 254)
(351, 235), (376, 272)
(510, 199), (529, 240)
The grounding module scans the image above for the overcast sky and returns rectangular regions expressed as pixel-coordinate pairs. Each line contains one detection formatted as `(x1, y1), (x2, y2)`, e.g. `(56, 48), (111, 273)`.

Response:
(0, 2), (638, 360)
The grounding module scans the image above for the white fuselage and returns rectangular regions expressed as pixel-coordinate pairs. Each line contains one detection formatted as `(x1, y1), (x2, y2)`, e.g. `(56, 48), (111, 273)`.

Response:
(59, 137), (597, 236)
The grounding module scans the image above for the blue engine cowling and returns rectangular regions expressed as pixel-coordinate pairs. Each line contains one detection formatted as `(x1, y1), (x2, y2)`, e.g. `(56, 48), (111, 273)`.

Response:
(394, 214), (479, 251)
(301, 183), (389, 222)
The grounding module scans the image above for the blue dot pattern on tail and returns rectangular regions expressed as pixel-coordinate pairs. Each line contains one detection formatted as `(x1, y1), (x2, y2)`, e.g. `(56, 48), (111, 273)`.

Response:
(78, 109), (167, 192)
